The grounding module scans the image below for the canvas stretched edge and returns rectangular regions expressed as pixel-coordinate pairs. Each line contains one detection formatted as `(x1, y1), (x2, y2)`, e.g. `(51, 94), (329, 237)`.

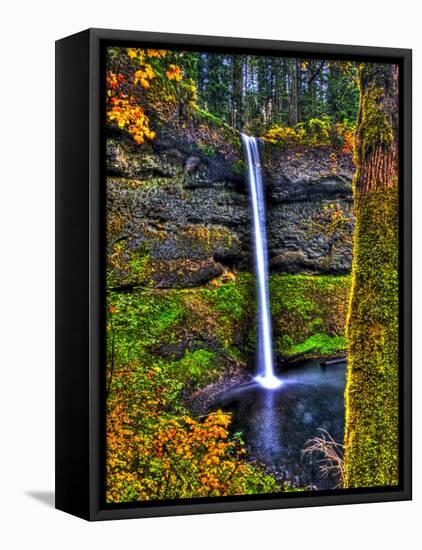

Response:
(79, 28), (411, 521)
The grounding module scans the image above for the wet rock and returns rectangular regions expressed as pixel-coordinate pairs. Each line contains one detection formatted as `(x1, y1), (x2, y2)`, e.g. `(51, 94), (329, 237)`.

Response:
(264, 144), (355, 201)
(267, 199), (354, 274)
(107, 134), (356, 286)
(106, 138), (181, 178)
(151, 257), (224, 288)
(269, 176), (352, 203)
(185, 155), (201, 172)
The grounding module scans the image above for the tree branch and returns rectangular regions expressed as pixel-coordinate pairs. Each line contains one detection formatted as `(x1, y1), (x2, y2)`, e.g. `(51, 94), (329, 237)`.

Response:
(308, 61), (326, 85)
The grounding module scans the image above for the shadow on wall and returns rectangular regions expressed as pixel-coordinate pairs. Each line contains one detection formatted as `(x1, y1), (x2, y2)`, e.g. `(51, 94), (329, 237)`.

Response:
(25, 491), (55, 508)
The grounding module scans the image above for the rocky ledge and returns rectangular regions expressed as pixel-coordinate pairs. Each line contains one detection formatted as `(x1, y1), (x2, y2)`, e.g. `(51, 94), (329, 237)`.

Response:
(106, 132), (355, 289)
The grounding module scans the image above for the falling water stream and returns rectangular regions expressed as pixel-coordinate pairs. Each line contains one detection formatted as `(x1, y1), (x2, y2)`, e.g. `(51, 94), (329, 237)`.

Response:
(241, 134), (282, 389)
(205, 136), (347, 488)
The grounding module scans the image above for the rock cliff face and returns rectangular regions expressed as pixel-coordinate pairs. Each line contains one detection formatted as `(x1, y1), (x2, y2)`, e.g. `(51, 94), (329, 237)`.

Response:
(106, 132), (355, 289)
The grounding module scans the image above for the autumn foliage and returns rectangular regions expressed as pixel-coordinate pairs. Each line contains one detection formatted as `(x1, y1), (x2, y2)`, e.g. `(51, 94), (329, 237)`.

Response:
(262, 116), (356, 153)
(165, 64), (183, 82)
(107, 96), (155, 144)
(106, 369), (277, 502)
(106, 48), (193, 146)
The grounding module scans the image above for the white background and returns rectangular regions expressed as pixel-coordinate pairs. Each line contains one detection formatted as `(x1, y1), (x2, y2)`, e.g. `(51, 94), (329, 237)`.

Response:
(0, 1), (419, 548)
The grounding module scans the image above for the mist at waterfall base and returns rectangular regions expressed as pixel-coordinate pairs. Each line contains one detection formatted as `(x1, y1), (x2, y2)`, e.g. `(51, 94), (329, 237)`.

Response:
(241, 134), (282, 390)
(208, 135), (347, 489)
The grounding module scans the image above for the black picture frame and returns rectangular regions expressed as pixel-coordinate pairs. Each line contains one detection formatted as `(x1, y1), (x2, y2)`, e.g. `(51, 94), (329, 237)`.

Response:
(55, 28), (412, 521)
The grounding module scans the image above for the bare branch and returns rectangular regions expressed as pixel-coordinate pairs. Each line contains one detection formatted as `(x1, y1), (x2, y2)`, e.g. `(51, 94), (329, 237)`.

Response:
(308, 61), (326, 85)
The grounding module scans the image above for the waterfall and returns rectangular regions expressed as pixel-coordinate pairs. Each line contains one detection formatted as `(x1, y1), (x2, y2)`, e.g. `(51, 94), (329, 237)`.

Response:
(241, 134), (282, 390)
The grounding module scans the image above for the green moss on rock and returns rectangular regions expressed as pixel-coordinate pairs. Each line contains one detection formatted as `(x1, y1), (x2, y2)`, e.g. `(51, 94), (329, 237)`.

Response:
(174, 349), (219, 387)
(270, 274), (351, 358)
(107, 274), (254, 393)
(202, 273), (255, 357)
(182, 224), (238, 256)
(107, 272), (352, 402)
(107, 240), (154, 289)
(287, 333), (347, 357)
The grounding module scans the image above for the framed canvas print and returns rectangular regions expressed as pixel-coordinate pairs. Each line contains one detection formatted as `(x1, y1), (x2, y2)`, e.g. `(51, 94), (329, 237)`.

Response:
(55, 28), (412, 521)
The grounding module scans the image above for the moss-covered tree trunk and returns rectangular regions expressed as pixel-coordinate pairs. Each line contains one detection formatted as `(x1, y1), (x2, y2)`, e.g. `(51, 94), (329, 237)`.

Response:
(343, 63), (399, 488)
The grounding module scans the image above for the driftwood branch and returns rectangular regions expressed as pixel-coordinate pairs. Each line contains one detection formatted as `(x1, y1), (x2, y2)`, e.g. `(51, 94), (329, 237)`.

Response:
(280, 348), (317, 366)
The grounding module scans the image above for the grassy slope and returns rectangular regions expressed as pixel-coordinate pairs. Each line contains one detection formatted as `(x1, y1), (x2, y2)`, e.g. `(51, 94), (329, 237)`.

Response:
(108, 273), (351, 391)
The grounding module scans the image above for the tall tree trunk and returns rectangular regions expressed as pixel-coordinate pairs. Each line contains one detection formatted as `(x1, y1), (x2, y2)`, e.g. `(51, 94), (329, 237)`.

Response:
(290, 59), (301, 125)
(289, 59), (297, 125)
(343, 63), (399, 488)
(231, 55), (244, 130)
(243, 56), (249, 128)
